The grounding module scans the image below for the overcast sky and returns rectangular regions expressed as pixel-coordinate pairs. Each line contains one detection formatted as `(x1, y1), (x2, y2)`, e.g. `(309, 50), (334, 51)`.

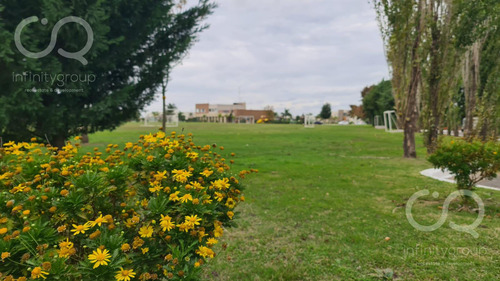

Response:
(145, 0), (389, 117)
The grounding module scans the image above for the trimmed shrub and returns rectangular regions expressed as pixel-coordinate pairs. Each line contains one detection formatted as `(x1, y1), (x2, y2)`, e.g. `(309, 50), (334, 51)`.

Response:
(428, 137), (500, 190)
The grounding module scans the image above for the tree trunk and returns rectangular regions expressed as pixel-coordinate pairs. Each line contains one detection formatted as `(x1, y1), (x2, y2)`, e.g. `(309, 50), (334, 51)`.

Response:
(463, 42), (481, 137)
(81, 133), (89, 144)
(52, 135), (66, 149)
(162, 82), (166, 132)
(479, 120), (488, 140)
(403, 0), (424, 158)
(426, 11), (441, 154)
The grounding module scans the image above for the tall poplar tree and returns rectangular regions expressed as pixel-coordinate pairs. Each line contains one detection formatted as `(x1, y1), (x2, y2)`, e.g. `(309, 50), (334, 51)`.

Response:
(375, 0), (427, 158)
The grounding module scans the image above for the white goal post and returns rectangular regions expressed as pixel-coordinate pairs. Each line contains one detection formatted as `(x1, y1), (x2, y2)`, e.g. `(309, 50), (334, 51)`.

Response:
(383, 110), (402, 132)
(304, 114), (315, 128)
(164, 110), (179, 127)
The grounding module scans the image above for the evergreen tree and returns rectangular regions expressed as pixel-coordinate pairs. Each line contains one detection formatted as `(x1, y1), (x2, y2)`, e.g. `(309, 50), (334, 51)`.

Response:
(0, 0), (215, 147)
(319, 103), (331, 119)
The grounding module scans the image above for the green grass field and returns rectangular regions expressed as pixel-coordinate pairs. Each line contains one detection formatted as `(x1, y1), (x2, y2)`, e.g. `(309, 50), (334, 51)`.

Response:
(88, 122), (500, 280)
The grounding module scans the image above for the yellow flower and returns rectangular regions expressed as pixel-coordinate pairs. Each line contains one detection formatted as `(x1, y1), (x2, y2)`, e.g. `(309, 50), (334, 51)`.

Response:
(180, 194), (193, 203)
(185, 215), (202, 228)
(196, 246), (215, 258)
(144, 133), (157, 143)
(121, 243), (131, 252)
(71, 224), (90, 235)
(59, 238), (74, 250)
(62, 143), (77, 153)
(200, 169), (213, 177)
(88, 248), (111, 268)
(89, 214), (107, 227)
(132, 237), (144, 249)
(139, 225), (154, 238)
(207, 238), (218, 246)
(186, 152), (198, 159)
(141, 247), (149, 254)
(160, 214), (175, 231)
(212, 178), (230, 190)
(0, 228), (8, 235)
(227, 211), (234, 219)
(176, 222), (190, 232)
(189, 181), (204, 191)
(58, 246), (75, 258)
(125, 142), (134, 149)
(31, 266), (49, 279)
(225, 198), (236, 209)
(169, 191), (180, 202)
(214, 192), (224, 202)
(3, 141), (15, 146)
(168, 139), (179, 148)
(154, 170), (168, 181)
(61, 167), (71, 176)
(1, 251), (10, 260)
(115, 268), (136, 281)
(89, 230), (101, 239)
(172, 169), (192, 183)
(10, 183), (26, 194)
(198, 229), (208, 241)
(149, 184), (162, 193)
(214, 225), (223, 238)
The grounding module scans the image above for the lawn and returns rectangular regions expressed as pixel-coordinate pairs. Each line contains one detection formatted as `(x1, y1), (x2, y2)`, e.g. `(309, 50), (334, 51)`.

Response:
(88, 122), (500, 280)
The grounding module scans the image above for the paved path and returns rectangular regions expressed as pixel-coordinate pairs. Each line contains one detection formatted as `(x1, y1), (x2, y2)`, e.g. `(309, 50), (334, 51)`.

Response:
(420, 168), (500, 191)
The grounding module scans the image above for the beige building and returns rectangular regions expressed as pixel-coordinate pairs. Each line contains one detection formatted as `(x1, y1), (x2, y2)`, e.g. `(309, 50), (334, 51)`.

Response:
(195, 102), (273, 123)
(195, 103), (246, 116)
(332, 110), (349, 121)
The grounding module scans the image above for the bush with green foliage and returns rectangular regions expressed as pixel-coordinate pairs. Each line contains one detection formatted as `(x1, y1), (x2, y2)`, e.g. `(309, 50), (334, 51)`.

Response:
(0, 131), (255, 280)
(428, 137), (500, 190)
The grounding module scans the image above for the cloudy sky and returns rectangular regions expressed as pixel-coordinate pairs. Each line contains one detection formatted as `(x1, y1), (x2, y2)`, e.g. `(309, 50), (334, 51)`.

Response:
(145, 0), (389, 117)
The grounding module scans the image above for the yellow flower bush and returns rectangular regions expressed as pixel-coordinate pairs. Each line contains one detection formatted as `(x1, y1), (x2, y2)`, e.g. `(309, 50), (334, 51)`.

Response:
(0, 132), (255, 280)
